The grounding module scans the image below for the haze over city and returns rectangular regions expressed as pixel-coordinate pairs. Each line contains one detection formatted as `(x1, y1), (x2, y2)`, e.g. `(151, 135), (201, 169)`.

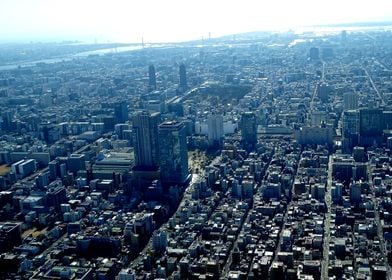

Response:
(1, 0), (392, 43)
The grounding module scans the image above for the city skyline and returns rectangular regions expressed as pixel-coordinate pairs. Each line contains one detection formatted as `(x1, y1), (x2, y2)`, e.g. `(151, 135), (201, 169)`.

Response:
(1, 0), (392, 43)
(1, 1), (392, 278)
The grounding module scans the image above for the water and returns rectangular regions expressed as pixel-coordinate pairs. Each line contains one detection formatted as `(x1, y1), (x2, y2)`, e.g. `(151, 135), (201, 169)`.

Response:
(0, 44), (146, 71)
(2, 25), (391, 71)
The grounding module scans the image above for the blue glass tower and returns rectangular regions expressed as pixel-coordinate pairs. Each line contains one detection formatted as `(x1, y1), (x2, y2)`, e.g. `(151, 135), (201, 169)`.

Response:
(158, 121), (189, 184)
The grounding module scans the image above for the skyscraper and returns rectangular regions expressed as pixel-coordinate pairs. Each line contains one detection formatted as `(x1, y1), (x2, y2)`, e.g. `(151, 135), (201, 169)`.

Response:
(317, 82), (330, 103)
(342, 110), (359, 139)
(148, 65), (156, 91)
(240, 112), (257, 150)
(132, 112), (160, 168)
(342, 110), (359, 152)
(207, 114), (224, 147)
(359, 108), (383, 137)
(158, 121), (189, 184)
(179, 64), (187, 91)
(114, 102), (129, 123)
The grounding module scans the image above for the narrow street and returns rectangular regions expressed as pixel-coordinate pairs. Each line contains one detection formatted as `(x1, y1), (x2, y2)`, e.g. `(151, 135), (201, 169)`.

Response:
(321, 155), (333, 280)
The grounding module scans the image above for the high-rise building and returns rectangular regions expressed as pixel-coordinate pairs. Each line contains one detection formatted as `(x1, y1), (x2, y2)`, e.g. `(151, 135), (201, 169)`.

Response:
(46, 186), (67, 212)
(48, 159), (60, 180)
(383, 110), (392, 130)
(152, 230), (168, 253)
(342, 110), (359, 152)
(148, 65), (157, 91)
(359, 108), (383, 137)
(114, 102), (129, 123)
(67, 154), (86, 175)
(179, 64), (187, 91)
(359, 108), (384, 146)
(343, 92), (358, 110)
(342, 110), (359, 138)
(317, 82), (330, 103)
(158, 121), (189, 184)
(0, 110), (13, 131)
(240, 112), (257, 150)
(132, 112), (160, 168)
(0, 223), (21, 253)
(207, 114), (224, 147)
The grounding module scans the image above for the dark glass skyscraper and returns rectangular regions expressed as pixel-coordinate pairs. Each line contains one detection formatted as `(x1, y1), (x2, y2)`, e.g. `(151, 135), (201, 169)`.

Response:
(158, 121), (189, 184)
(132, 112), (160, 168)
(148, 65), (156, 91)
(359, 108), (383, 137)
(179, 64), (187, 91)
(114, 102), (128, 123)
(240, 111), (257, 150)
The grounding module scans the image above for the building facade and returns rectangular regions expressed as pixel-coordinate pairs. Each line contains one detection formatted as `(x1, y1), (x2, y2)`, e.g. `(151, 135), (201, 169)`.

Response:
(132, 112), (160, 168)
(158, 121), (189, 184)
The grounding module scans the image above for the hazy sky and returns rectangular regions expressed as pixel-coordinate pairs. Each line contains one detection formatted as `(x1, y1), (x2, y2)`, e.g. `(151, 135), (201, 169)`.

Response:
(1, 0), (392, 43)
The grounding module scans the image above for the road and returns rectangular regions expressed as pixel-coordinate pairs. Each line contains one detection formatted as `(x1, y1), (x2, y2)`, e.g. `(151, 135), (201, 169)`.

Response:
(29, 232), (67, 276)
(222, 150), (274, 277)
(363, 67), (386, 106)
(374, 59), (390, 71)
(221, 203), (250, 276)
(308, 60), (326, 124)
(129, 173), (201, 268)
(369, 164), (392, 280)
(272, 163), (299, 264)
(321, 155), (333, 280)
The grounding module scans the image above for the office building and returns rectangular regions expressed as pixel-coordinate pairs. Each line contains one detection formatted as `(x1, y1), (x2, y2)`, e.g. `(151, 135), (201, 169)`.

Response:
(114, 102), (129, 123)
(179, 64), (187, 91)
(46, 185), (67, 212)
(317, 82), (330, 103)
(48, 160), (60, 180)
(152, 230), (168, 253)
(342, 110), (359, 138)
(382, 110), (392, 130)
(240, 112), (257, 150)
(342, 110), (359, 152)
(350, 181), (362, 203)
(67, 154), (86, 175)
(132, 111), (160, 168)
(207, 114), (224, 147)
(360, 108), (383, 137)
(148, 65), (157, 91)
(158, 121), (189, 184)
(11, 159), (37, 179)
(295, 126), (333, 146)
(0, 223), (21, 253)
(359, 108), (384, 146)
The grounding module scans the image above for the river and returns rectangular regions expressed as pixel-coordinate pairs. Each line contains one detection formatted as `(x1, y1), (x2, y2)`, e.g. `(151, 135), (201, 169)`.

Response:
(0, 44), (149, 71)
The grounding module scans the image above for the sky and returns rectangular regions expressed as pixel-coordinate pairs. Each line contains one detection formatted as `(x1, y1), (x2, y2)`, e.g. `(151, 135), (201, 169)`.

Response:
(0, 0), (392, 43)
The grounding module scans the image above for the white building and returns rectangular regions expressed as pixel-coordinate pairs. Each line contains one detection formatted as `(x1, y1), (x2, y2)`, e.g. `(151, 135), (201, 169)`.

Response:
(207, 114), (224, 146)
